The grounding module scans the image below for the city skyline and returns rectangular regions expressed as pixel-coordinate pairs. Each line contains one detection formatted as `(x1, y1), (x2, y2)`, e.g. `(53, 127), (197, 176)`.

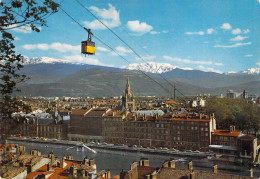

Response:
(9, 0), (260, 73)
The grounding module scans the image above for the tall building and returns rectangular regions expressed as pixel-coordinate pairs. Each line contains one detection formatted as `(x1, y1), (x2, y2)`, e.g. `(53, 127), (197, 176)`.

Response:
(122, 78), (135, 111)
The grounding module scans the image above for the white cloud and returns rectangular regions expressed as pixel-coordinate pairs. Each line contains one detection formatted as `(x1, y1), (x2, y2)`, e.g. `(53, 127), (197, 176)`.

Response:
(127, 20), (153, 35)
(245, 54), (253, 57)
(230, 35), (248, 41)
(258, 0), (260, 4)
(231, 28), (241, 35)
(162, 30), (169, 33)
(135, 55), (156, 61)
(14, 37), (21, 40)
(257, 62), (260, 66)
(23, 42), (80, 52)
(220, 23), (232, 30)
(97, 46), (109, 52)
(214, 63), (223, 66)
(207, 28), (215, 34)
(197, 65), (222, 74)
(214, 42), (251, 48)
(150, 31), (160, 35)
(63, 55), (106, 66)
(110, 46), (132, 56)
(83, 4), (120, 30)
(243, 29), (250, 34)
(163, 56), (212, 65)
(185, 31), (204, 35)
(143, 46), (147, 49)
(8, 24), (41, 33)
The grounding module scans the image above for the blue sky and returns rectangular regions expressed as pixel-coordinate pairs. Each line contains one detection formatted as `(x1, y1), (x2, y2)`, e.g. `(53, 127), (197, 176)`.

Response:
(9, 0), (260, 73)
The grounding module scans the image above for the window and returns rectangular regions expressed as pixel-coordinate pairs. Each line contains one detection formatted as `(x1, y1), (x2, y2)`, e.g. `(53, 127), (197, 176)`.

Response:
(205, 133), (208, 136)
(201, 128), (204, 131)
(156, 124), (160, 128)
(177, 137), (180, 141)
(205, 128), (208, 131)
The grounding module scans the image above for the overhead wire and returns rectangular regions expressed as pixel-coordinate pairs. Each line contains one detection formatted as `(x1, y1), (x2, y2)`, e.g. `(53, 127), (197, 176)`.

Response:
(58, 6), (173, 96)
(74, 0), (186, 98)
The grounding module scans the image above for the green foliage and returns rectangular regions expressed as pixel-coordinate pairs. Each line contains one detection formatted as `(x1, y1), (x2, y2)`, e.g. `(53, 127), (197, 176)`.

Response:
(0, 0), (59, 142)
(205, 98), (260, 133)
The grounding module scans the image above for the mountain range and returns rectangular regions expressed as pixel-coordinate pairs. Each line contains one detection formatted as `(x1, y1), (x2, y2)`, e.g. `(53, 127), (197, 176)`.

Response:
(15, 57), (260, 97)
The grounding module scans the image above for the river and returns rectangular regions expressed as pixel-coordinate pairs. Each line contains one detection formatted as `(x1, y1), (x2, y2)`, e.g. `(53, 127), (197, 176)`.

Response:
(9, 140), (260, 177)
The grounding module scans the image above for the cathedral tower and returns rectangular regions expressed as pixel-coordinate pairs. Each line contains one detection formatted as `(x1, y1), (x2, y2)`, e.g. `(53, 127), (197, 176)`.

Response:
(122, 77), (135, 111)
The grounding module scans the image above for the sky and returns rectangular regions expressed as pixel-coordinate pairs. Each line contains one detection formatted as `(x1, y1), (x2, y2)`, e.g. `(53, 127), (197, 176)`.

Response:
(8, 0), (260, 73)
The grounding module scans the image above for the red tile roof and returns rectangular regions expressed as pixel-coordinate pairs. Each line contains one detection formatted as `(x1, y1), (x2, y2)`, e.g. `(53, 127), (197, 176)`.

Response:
(213, 130), (241, 137)
(26, 159), (95, 179)
(0, 144), (15, 151)
(71, 108), (91, 115)
(103, 110), (125, 118)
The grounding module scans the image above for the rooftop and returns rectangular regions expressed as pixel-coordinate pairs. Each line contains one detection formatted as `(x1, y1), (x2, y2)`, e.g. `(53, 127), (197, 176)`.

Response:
(213, 129), (241, 137)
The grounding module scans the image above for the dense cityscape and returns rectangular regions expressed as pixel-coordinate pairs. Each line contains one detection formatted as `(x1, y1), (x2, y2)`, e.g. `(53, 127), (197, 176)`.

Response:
(1, 0), (260, 178)
(0, 78), (260, 178)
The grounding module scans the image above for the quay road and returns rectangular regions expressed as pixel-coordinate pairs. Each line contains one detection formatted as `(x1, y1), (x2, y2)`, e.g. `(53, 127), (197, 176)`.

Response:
(7, 136), (208, 159)
(7, 136), (260, 177)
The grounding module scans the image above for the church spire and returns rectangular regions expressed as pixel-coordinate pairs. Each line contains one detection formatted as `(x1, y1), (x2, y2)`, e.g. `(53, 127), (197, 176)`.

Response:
(125, 77), (131, 95)
(122, 77), (135, 111)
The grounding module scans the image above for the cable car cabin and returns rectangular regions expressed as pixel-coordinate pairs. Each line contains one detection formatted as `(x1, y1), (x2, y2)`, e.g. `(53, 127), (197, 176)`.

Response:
(81, 40), (95, 55)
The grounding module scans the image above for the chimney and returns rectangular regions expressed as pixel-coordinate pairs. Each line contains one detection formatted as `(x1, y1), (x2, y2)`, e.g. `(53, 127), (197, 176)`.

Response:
(249, 168), (253, 177)
(188, 161), (193, 171)
(230, 125), (233, 133)
(48, 152), (55, 164)
(112, 112), (115, 116)
(47, 162), (52, 171)
(67, 154), (73, 160)
(162, 159), (175, 168)
(105, 170), (111, 178)
(233, 126), (236, 132)
(213, 164), (218, 174)
(89, 159), (95, 167)
(139, 158), (149, 166)
(199, 113), (202, 119)
(83, 156), (89, 165)
(60, 157), (66, 168)
(71, 165), (77, 177)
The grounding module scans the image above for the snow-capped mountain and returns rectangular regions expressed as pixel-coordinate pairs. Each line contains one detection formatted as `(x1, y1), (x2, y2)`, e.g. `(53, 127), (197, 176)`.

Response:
(227, 68), (260, 75)
(125, 62), (193, 74)
(241, 68), (260, 75)
(23, 57), (73, 65)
